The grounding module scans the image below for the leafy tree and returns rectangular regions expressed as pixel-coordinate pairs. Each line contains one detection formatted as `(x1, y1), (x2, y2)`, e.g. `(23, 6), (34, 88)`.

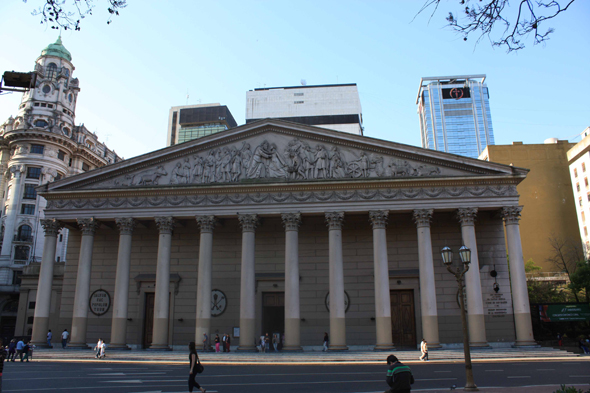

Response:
(525, 258), (542, 274)
(418, 0), (578, 52)
(23, 0), (127, 31)
(547, 236), (584, 302)
(569, 261), (590, 303)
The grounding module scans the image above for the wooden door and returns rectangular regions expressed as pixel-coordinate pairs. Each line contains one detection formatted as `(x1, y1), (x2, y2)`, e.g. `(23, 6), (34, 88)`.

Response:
(390, 289), (416, 348)
(143, 292), (155, 349)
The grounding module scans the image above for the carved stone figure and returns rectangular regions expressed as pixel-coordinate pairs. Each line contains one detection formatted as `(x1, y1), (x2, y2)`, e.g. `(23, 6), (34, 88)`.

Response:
(220, 147), (233, 183)
(135, 165), (168, 186)
(314, 145), (329, 179)
(203, 151), (216, 183)
(268, 144), (287, 178)
(247, 141), (272, 179)
(230, 148), (242, 182)
(192, 156), (204, 183)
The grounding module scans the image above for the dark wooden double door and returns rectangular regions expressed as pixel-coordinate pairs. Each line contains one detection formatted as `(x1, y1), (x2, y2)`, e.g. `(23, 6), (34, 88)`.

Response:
(390, 289), (416, 348)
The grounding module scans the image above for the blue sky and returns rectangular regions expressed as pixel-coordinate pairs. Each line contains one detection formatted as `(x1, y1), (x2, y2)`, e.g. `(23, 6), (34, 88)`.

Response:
(0, 1), (588, 159)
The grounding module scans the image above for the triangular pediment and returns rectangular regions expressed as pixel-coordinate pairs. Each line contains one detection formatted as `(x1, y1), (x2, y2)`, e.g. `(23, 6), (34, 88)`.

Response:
(42, 119), (526, 192)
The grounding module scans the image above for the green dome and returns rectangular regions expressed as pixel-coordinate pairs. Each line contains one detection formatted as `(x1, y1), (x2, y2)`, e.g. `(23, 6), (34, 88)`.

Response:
(40, 36), (72, 62)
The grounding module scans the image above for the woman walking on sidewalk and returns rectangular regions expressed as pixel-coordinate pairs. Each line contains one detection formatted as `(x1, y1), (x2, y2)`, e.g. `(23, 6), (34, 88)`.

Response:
(419, 339), (428, 361)
(188, 341), (206, 393)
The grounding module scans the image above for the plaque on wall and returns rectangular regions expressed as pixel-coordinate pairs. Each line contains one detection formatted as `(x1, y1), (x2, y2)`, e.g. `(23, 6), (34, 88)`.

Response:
(89, 289), (111, 316)
(211, 289), (227, 317)
(325, 291), (350, 313)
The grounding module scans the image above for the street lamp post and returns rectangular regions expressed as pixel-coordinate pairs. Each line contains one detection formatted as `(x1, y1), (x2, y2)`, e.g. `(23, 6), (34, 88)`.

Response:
(441, 245), (478, 391)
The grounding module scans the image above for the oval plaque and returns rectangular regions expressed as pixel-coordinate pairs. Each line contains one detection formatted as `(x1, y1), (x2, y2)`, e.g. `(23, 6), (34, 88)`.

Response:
(89, 289), (111, 316)
(325, 291), (350, 313)
(211, 289), (227, 317)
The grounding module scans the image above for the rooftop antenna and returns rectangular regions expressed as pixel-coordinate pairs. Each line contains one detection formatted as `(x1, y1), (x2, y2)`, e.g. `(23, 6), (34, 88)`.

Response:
(186, 89), (189, 105)
(300, 79), (307, 86)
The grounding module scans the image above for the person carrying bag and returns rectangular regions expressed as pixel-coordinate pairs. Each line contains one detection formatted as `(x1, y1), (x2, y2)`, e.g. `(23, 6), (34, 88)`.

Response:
(188, 341), (206, 393)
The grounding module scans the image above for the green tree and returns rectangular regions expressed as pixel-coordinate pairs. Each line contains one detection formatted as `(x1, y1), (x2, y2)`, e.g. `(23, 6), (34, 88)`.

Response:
(23, 0), (126, 31)
(569, 261), (590, 303)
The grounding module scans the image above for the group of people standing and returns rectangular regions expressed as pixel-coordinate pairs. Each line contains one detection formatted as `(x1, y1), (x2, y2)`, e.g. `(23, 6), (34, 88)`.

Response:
(4, 339), (34, 362)
(202, 333), (231, 353)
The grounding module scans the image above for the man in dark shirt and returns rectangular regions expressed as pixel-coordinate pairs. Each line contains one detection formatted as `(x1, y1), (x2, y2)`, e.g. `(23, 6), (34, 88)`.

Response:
(385, 355), (414, 393)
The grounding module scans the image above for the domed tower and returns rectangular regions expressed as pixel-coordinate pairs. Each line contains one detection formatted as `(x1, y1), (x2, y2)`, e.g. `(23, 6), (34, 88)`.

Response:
(15, 36), (79, 136)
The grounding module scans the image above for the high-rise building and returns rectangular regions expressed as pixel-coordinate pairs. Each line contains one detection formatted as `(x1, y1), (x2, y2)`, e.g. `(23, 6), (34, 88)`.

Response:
(167, 104), (237, 146)
(246, 83), (363, 135)
(567, 127), (590, 256)
(417, 75), (495, 158)
(0, 37), (120, 337)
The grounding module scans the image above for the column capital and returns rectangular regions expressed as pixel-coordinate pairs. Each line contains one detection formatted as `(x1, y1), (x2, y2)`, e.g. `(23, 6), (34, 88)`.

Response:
(115, 218), (136, 235)
(369, 210), (389, 229)
(40, 218), (64, 236)
(196, 215), (217, 233)
(457, 207), (478, 226)
(238, 214), (259, 232)
(77, 217), (100, 235)
(413, 209), (433, 228)
(501, 206), (523, 225)
(325, 211), (344, 230)
(281, 213), (302, 231)
(155, 216), (176, 234)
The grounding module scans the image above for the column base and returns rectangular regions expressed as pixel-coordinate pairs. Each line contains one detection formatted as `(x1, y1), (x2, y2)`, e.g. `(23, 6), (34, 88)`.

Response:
(464, 386), (479, 392)
(107, 344), (131, 350)
(282, 346), (303, 352)
(66, 343), (91, 349)
(328, 345), (348, 351)
(147, 345), (171, 351)
(236, 346), (258, 352)
(373, 344), (395, 351)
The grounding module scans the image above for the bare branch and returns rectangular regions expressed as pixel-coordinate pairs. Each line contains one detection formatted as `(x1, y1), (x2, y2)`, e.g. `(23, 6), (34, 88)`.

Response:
(24, 0), (127, 31)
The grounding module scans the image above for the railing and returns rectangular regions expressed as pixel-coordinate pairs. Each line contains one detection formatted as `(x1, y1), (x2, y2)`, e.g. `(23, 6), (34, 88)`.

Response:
(526, 272), (570, 282)
(13, 235), (34, 243)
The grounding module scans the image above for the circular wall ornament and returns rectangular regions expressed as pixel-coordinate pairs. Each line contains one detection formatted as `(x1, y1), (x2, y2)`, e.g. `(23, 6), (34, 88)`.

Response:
(42, 85), (51, 94)
(89, 289), (111, 316)
(325, 291), (350, 313)
(211, 289), (227, 317)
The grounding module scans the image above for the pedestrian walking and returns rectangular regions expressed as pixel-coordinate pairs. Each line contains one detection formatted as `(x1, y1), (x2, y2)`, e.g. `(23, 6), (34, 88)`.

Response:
(226, 334), (231, 352)
(61, 329), (69, 349)
(419, 339), (428, 361)
(46, 330), (52, 348)
(188, 341), (206, 393)
(94, 338), (103, 358)
(15, 339), (24, 362)
(557, 332), (562, 347)
(264, 333), (270, 353)
(258, 336), (264, 353)
(27, 342), (36, 361)
(21, 342), (30, 362)
(385, 354), (414, 393)
(7, 339), (15, 362)
(100, 341), (106, 358)
(0, 339), (6, 391)
(202, 333), (208, 352)
(272, 334), (278, 352)
(323, 332), (329, 352)
(222, 334), (227, 352)
(214, 334), (220, 353)
(579, 337), (590, 354)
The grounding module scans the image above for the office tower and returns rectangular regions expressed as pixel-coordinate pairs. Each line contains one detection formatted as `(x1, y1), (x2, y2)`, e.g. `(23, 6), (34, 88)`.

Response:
(167, 104), (237, 146)
(246, 83), (363, 135)
(417, 75), (495, 158)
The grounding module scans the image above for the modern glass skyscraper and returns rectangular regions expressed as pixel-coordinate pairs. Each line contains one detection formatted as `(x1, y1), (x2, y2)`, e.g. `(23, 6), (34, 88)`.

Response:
(417, 75), (495, 158)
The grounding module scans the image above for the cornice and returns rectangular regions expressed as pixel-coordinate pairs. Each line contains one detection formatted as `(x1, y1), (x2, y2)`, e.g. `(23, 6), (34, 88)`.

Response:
(39, 175), (522, 201)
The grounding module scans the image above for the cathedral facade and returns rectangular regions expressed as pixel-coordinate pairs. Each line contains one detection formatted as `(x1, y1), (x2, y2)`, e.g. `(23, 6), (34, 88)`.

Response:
(28, 119), (535, 350)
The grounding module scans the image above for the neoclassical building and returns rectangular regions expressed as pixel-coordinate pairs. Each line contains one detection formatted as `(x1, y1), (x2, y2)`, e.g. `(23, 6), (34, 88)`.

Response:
(29, 119), (535, 350)
(0, 37), (120, 338)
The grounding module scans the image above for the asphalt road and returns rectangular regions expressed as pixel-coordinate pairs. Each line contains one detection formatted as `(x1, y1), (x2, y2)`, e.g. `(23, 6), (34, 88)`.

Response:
(2, 360), (589, 393)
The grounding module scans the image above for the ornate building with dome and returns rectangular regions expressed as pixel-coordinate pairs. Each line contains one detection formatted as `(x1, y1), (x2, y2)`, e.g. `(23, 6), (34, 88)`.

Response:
(0, 37), (120, 338)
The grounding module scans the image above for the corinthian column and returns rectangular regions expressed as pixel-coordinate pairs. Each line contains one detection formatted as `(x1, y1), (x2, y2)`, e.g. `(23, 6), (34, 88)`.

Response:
(150, 216), (176, 350)
(501, 206), (536, 346)
(457, 208), (488, 347)
(369, 210), (395, 350)
(31, 219), (63, 346)
(70, 218), (100, 348)
(413, 209), (441, 348)
(195, 215), (216, 345)
(110, 218), (136, 349)
(281, 213), (302, 351)
(237, 214), (258, 351)
(325, 212), (348, 351)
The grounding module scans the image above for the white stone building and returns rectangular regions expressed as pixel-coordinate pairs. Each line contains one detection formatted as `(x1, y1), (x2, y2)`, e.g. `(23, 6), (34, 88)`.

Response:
(28, 119), (535, 350)
(0, 37), (120, 337)
(246, 84), (363, 135)
(567, 127), (590, 255)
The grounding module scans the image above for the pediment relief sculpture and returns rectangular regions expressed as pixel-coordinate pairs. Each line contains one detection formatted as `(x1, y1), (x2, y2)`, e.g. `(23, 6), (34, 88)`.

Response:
(106, 137), (450, 189)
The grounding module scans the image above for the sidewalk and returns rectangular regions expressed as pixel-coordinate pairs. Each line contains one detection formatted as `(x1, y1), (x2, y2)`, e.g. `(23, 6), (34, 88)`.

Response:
(411, 386), (589, 393)
(30, 346), (585, 365)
